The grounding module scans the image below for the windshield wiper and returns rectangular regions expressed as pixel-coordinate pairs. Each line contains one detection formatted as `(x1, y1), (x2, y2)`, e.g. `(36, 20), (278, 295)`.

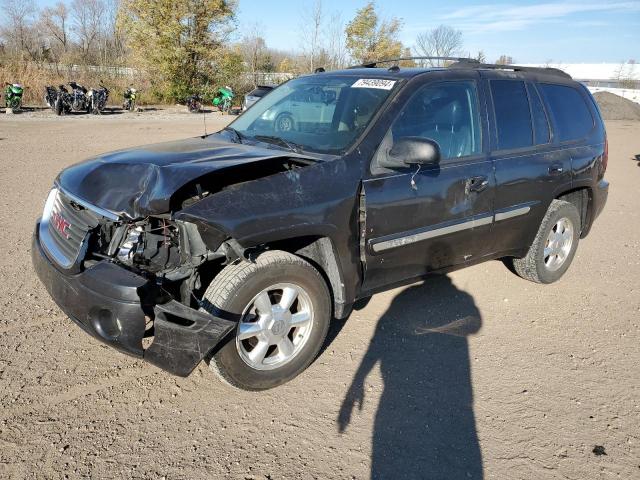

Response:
(222, 127), (245, 144)
(252, 135), (304, 154)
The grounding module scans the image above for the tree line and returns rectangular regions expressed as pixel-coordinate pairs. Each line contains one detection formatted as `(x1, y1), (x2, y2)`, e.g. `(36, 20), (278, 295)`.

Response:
(0, 0), (506, 103)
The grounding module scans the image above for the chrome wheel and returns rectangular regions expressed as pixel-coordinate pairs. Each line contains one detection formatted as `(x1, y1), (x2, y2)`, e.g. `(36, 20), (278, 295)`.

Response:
(544, 217), (574, 271)
(276, 114), (294, 132)
(236, 283), (314, 371)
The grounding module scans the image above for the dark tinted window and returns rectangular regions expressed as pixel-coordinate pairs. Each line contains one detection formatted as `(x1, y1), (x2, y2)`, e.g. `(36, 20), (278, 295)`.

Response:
(248, 87), (273, 97)
(491, 80), (532, 150)
(528, 84), (550, 144)
(539, 84), (593, 141)
(391, 81), (481, 159)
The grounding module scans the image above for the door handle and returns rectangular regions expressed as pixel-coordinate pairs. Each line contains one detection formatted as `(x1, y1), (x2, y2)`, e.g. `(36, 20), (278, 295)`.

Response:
(548, 164), (564, 175)
(466, 176), (489, 194)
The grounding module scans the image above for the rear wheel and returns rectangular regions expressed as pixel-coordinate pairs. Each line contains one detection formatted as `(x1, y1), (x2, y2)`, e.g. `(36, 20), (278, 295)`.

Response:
(509, 199), (581, 284)
(54, 98), (63, 116)
(201, 251), (331, 391)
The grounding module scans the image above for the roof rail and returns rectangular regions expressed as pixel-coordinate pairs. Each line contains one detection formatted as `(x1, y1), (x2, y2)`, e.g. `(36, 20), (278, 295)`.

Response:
(449, 61), (572, 79)
(349, 56), (479, 69)
(346, 56), (572, 79)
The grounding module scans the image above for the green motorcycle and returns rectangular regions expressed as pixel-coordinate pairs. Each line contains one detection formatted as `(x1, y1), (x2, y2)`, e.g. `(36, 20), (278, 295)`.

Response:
(4, 83), (24, 111)
(212, 86), (234, 114)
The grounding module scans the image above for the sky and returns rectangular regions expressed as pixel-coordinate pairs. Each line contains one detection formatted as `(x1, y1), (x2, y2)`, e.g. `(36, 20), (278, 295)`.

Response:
(34, 0), (640, 63)
(233, 0), (640, 63)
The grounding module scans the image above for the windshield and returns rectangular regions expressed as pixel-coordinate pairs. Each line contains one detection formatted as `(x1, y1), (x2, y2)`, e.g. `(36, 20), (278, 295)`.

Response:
(229, 75), (398, 154)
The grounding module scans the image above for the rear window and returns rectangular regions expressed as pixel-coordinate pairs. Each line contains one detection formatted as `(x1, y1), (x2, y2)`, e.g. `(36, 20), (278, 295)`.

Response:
(248, 87), (272, 97)
(538, 84), (594, 142)
(490, 80), (533, 150)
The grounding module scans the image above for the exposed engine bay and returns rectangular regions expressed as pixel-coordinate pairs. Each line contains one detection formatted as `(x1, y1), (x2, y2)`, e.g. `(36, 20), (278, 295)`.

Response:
(79, 156), (312, 306)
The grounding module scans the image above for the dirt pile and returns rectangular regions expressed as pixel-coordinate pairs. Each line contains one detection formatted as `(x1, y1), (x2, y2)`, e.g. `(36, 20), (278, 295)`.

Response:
(593, 91), (640, 121)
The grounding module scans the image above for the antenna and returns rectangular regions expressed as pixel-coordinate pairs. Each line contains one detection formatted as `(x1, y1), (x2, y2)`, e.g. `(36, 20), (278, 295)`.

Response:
(202, 108), (208, 137)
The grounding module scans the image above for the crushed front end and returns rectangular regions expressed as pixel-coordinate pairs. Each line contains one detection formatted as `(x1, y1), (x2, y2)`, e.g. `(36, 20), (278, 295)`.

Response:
(32, 187), (236, 377)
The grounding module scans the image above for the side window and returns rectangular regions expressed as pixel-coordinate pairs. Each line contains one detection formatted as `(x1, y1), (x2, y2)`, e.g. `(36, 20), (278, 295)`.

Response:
(391, 81), (481, 160)
(490, 80), (532, 150)
(528, 84), (550, 145)
(538, 83), (594, 142)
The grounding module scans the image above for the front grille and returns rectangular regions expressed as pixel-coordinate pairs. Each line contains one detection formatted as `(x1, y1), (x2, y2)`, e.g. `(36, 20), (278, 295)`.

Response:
(40, 188), (104, 269)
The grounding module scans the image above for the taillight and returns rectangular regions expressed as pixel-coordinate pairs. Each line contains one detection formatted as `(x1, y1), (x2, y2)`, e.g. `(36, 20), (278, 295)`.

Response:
(602, 137), (608, 173)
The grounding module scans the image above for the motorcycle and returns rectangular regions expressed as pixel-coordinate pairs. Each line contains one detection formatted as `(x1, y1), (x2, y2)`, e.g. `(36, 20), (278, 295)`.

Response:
(87, 83), (109, 114)
(123, 86), (138, 112)
(4, 83), (24, 111)
(44, 85), (59, 111)
(186, 94), (202, 113)
(68, 82), (90, 113)
(53, 82), (90, 115)
(212, 86), (234, 114)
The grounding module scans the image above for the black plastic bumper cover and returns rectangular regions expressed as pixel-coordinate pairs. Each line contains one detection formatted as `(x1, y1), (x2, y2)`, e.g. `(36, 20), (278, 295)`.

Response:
(32, 225), (235, 377)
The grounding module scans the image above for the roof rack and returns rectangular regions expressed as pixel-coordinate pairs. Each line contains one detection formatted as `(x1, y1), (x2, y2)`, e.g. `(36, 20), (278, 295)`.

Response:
(347, 56), (572, 79)
(350, 56), (479, 69)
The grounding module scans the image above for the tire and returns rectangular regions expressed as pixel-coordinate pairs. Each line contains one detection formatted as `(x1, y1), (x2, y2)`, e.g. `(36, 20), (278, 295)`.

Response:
(510, 199), (581, 284)
(275, 113), (295, 132)
(54, 98), (63, 116)
(201, 250), (331, 391)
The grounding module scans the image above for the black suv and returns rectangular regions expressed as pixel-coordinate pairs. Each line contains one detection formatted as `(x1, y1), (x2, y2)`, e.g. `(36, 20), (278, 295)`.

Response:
(33, 59), (609, 390)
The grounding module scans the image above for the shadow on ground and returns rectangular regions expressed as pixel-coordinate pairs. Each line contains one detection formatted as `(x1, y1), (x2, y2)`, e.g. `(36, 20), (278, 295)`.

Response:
(338, 276), (483, 480)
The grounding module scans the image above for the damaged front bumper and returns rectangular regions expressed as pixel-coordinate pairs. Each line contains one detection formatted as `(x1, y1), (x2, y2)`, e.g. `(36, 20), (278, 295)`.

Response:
(32, 224), (235, 377)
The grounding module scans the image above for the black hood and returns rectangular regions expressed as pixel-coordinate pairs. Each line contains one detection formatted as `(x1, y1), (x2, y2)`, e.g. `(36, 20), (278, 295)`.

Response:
(57, 134), (318, 219)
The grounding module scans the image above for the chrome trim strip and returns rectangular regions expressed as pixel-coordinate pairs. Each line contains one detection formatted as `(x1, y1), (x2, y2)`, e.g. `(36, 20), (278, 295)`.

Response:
(39, 188), (76, 269)
(371, 214), (493, 253)
(56, 185), (120, 221)
(495, 206), (531, 222)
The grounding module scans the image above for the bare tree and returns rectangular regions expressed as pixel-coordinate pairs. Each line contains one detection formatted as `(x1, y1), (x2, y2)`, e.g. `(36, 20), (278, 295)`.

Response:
(326, 11), (347, 70)
(495, 55), (514, 65)
(298, 0), (324, 72)
(414, 25), (462, 66)
(71, 0), (104, 61)
(0, 0), (39, 59)
(39, 2), (70, 55)
(240, 23), (268, 87)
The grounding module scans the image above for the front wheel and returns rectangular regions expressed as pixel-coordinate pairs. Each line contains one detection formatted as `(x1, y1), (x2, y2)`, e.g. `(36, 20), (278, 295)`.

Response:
(508, 199), (581, 284)
(202, 251), (331, 391)
(275, 113), (295, 132)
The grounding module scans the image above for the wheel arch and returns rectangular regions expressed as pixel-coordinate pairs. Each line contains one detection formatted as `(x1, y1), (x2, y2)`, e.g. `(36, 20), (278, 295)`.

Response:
(261, 236), (349, 319)
(557, 187), (593, 238)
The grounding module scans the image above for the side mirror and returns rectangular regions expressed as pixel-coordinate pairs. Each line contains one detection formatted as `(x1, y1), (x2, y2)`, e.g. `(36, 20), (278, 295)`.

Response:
(380, 137), (441, 168)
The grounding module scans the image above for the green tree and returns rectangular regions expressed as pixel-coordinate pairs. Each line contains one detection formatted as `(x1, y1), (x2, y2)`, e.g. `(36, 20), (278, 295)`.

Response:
(118, 0), (235, 102)
(345, 1), (403, 64)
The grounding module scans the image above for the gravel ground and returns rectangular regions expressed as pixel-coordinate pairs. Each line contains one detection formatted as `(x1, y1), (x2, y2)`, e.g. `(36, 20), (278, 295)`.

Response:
(592, 92), (640, 121)
(0, 110), (638, 480)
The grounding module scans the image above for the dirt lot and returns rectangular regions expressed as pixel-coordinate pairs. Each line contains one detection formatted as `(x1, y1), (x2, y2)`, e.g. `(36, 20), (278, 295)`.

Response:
(0, 110), (638, 480)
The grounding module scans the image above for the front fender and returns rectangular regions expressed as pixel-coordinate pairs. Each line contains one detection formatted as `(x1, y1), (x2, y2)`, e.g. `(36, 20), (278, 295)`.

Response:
(174, 158), (363, 304)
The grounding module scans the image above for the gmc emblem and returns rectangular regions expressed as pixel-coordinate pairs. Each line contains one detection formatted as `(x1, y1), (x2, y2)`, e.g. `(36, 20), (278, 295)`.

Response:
(51, 211), (71, 239)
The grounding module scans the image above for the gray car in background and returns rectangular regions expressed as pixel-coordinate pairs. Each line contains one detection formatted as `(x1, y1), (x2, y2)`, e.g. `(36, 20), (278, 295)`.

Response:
(242, 85), (275, 111)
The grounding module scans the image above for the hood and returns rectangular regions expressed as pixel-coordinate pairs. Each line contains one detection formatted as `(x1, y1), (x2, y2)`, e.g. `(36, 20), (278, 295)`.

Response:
(57, 134), (318, 219)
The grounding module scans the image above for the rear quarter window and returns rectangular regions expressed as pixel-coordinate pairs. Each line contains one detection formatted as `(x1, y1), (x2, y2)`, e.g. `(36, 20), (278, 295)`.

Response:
(538, 83), (594, 142)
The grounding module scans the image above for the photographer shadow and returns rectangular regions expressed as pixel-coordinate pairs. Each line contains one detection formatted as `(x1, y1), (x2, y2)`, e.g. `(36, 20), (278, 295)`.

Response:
(338, 275), (483, 480)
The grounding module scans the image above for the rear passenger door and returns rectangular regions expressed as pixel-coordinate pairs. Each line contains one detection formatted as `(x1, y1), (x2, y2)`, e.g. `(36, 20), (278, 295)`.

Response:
(485, 74), (573, 255)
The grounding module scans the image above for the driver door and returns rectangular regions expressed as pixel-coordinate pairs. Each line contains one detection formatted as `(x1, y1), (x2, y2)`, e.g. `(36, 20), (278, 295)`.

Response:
(361, 78), (495, 292)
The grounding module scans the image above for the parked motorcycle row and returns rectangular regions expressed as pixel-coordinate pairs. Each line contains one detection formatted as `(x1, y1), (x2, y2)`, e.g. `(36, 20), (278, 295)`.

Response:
(186, 86), (236, 114)
(3, 80), (240, 116)
(44, 82), (113, 115)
